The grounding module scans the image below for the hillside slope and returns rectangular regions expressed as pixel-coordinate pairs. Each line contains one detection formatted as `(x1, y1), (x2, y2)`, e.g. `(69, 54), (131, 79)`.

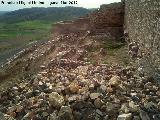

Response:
(0, 7), (92, 23)
(0, 11), (8, 16)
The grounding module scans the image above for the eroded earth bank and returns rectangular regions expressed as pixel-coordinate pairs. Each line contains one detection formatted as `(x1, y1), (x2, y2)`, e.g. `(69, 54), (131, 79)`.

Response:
(0, 1), (160, 120)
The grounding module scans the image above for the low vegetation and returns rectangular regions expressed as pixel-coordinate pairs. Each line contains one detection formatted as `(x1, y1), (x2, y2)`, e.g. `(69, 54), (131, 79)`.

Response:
(87, 39), (129, 66)
(0, 20), (53, 65)
(0, 20), (53, 41)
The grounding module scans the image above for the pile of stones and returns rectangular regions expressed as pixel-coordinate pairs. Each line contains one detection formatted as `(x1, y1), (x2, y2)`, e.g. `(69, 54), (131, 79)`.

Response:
(0, 34), (160, 120)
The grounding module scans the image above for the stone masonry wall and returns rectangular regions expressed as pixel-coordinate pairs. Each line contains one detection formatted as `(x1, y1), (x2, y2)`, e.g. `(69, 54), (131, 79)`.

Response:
(125, 0), (160, 81)
(53, 3), (125, 40)
(90, 2), (124, 40)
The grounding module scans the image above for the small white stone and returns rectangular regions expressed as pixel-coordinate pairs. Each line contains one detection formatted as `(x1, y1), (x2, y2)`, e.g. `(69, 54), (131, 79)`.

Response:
(39, 81), (43, 85)
(117, 113), (132, 120)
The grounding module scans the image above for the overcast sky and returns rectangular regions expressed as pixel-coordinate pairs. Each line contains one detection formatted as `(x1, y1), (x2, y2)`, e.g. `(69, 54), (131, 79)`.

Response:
(0, 0), (121, 11)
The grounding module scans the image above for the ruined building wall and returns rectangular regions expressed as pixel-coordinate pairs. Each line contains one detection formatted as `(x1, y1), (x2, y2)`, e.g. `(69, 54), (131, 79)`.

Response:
(90, 2), (124, 40)
(125, 0), (160, 80)
(53, 2), (125, 40)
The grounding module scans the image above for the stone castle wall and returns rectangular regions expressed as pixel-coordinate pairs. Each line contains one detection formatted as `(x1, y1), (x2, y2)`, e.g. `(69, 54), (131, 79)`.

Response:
(125, 0), (160, 81)
(53, 2), (124, 40)
(89, 2), (124, 40)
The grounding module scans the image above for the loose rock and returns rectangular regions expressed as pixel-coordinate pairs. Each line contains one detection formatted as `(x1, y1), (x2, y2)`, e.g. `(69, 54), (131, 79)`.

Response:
(117, 113), (132, 120)
(49, 92), (65, 108)
(90, 93), (101, 100)
(109, 76), (121, 87)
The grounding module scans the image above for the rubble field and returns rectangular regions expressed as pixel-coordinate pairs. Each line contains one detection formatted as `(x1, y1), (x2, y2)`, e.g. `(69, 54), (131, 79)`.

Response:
(0, 34), (160, 120)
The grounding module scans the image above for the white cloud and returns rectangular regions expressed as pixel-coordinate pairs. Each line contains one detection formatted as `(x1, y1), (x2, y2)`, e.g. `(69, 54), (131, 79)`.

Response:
(78, 0), (121, 8)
